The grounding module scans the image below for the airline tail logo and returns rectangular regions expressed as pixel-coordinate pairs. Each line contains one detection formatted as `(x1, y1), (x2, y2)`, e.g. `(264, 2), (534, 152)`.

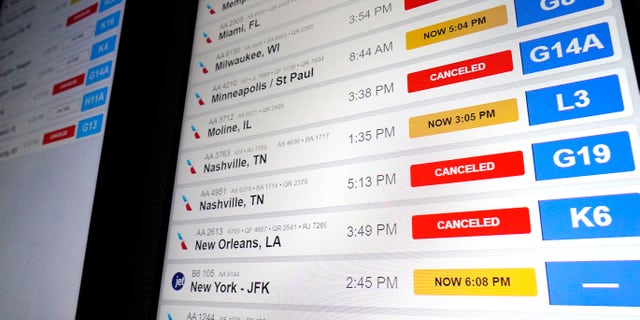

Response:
(206, 4), (216, 15)
(194, 92), (205, 105)
(177, 232), (188, 250)
(182, 195), (193, 211)
(190, 125), (201, 139)
(202, 32), (212, 44)
(186, 159), (196, 174)
(171, 272), (185, 291)
(198, 61), (208, 74)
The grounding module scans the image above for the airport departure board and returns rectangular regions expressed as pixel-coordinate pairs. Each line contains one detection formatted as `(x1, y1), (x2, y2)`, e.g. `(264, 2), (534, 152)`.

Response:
(157, 1), (640, 319)
(0, 1), (126, 318)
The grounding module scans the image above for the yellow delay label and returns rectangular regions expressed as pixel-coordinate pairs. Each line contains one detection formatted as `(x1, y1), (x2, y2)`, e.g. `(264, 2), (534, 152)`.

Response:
(406, 5), (508, 50)
(409, 98), (518, 138)
(414, 268), (537, 296)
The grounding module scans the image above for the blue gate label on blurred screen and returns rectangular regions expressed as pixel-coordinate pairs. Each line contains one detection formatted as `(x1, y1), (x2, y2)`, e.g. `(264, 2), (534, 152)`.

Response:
(90, 35), (117, 60)
(99, 0), (123, 12)
(85, 60), (113, 85)
(76, 114), (104, 139)
(81, 87), (109, 111)
(95, 10), (121, 36)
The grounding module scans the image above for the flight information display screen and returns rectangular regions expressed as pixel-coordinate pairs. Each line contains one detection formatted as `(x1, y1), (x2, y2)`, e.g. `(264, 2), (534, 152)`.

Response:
(157, 1), (640, 319)
(0, 0), (125, 318)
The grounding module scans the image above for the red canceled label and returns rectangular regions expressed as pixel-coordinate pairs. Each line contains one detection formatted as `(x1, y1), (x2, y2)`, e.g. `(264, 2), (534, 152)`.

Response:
(407, 50), (513, 93)
(66, 3), (99, 26)
(405, 0), (438, 10)
(52, 74), (85, 95)
(43, 125), (76, 145)
(412, 207), (531, 239)
(410, 151), (524, 187)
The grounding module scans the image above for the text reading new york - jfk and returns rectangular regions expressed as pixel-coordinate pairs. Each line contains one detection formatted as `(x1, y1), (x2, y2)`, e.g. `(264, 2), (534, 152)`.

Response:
(191, 280), (271, 295)
(172, 272), (271, 295)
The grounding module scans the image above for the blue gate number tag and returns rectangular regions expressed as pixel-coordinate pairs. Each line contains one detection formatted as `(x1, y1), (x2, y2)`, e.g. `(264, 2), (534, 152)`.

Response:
(520, 22), (613, 74)
(526, 74), (624, 125)
(539, 193), (640, 240)
(546, 261), (640, 307)
(514, 0), (605, 27)
(532, 131), (635, 181)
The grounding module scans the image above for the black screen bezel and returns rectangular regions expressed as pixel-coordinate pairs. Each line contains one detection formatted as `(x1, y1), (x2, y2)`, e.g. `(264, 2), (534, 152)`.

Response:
(75, 1), (197, 319)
